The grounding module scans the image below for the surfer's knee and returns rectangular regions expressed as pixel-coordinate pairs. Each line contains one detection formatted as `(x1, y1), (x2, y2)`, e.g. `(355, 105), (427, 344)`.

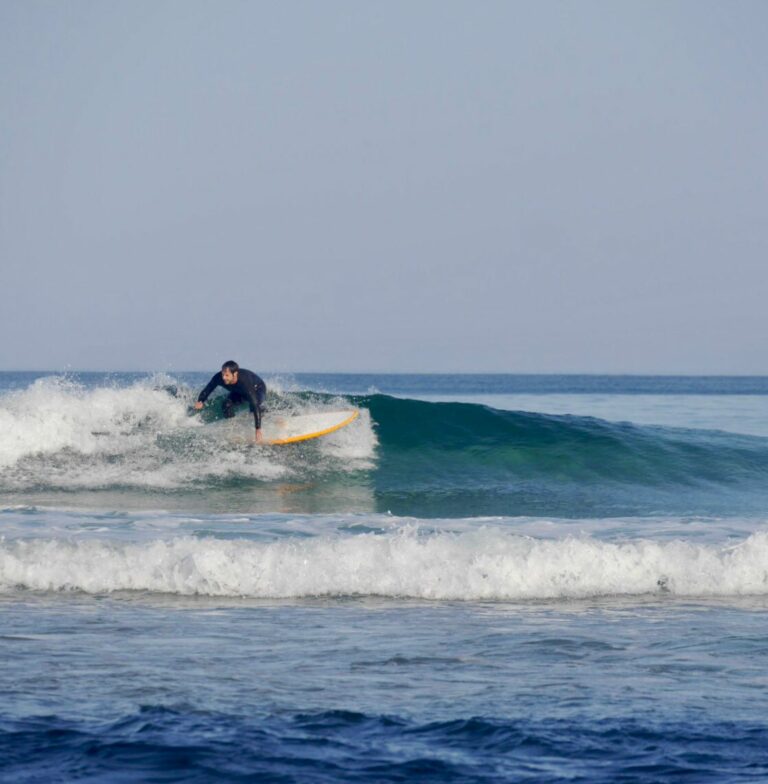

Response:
(222, 399), (235, 419)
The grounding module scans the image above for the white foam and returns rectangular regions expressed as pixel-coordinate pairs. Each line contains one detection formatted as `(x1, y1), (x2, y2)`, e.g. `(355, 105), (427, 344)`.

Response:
(0, 376), (193, 469)
(0, 376), (375, 490)
(318, 407), (377, 467)
(3, 528), (768, 599)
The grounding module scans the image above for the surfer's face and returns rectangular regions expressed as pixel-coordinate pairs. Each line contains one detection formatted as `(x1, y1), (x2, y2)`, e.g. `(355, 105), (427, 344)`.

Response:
(222, 369), (238, 385)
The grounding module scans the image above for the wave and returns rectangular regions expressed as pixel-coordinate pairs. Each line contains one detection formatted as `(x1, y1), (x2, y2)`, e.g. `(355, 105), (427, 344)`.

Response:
(4, 377), (768, 517)
(362, 394), (768, 484)
(356, 394), (768, 517)
(0, 376), (375, 492)
(3, 528), (768, 599)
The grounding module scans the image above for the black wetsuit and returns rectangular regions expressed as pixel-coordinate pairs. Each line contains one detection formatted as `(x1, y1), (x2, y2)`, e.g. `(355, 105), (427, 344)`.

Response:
(197, 369), (267, 429)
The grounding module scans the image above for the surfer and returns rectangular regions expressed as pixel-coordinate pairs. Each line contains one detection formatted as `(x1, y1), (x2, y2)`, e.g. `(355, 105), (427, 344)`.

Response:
(194, 361), (267, 443)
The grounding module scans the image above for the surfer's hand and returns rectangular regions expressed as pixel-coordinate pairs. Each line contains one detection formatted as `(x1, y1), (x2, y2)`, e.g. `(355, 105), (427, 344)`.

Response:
(194, 401), (203, 410)
(254, 429), (263, 444)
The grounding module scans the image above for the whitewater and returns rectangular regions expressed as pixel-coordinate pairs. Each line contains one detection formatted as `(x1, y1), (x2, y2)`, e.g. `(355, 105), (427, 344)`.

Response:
(4, 516), (768, 600)
(2, 371), (768, 783)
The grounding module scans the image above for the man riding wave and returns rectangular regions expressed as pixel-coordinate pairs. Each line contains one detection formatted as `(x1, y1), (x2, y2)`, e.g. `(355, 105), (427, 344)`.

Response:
(194, 360), (267, 443)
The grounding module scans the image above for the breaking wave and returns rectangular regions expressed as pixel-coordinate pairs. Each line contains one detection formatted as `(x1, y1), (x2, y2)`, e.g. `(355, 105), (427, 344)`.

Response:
(3, 526), (768, 600)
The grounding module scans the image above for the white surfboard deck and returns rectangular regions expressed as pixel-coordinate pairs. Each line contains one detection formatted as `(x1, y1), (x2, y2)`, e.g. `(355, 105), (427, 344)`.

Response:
(212, 409), (359, 445)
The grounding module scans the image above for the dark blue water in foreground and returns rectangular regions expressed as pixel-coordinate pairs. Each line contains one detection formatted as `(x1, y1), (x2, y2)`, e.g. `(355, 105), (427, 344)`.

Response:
(5, 709), (768, 783)
(2, 372), (768, 781)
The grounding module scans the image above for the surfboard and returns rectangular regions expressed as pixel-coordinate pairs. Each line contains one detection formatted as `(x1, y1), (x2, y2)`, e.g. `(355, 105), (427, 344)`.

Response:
(261, 409), (359, 445)
(200, 406), (360, 446)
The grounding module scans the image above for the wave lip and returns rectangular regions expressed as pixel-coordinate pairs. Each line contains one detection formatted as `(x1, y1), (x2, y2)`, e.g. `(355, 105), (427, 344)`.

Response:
(3, 529), (768, 600)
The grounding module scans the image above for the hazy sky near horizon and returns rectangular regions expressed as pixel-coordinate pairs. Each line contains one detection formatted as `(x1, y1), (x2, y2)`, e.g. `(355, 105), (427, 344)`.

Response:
(2, 0), (767, 373)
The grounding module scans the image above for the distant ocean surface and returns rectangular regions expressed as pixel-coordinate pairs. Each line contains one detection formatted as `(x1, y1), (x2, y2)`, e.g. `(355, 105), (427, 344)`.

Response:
(2, 371), (768, 782)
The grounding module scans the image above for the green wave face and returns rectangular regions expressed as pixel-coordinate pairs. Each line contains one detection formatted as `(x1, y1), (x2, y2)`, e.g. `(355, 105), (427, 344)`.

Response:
(359, 395), (768, 518)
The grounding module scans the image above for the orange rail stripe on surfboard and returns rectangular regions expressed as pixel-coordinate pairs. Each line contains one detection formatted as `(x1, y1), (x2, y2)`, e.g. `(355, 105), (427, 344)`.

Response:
(266, 409), (360, 446)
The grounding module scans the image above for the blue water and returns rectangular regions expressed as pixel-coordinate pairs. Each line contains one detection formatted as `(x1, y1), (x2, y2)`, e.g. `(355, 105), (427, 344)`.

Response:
(2, 372), (768, 782)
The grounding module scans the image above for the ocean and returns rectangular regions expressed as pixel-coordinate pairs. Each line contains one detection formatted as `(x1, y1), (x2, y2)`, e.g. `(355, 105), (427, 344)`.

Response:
(2, 371), (768, 782)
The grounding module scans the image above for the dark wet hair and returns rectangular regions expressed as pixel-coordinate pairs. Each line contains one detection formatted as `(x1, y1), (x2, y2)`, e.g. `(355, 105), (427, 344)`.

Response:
(221, 360), (239, 373)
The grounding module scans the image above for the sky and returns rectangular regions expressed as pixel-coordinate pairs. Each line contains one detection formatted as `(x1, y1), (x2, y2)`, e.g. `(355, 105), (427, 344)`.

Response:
(1, 0), (767, 373)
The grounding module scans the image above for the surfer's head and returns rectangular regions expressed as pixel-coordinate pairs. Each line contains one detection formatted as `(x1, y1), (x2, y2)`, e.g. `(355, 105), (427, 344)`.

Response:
(221, 360), (239, 385)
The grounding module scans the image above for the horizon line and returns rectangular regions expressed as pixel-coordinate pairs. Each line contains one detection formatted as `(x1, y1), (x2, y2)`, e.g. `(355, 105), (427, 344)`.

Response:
(3, 369), (768, 378)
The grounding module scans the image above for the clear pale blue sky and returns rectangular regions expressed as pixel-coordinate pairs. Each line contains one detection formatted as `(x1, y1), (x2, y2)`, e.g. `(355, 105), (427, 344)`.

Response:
(1, 1), (767, 373)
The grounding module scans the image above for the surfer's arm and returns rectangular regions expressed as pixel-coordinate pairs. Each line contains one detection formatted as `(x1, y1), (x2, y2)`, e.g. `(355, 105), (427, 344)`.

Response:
(197, 374), (221, 404)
